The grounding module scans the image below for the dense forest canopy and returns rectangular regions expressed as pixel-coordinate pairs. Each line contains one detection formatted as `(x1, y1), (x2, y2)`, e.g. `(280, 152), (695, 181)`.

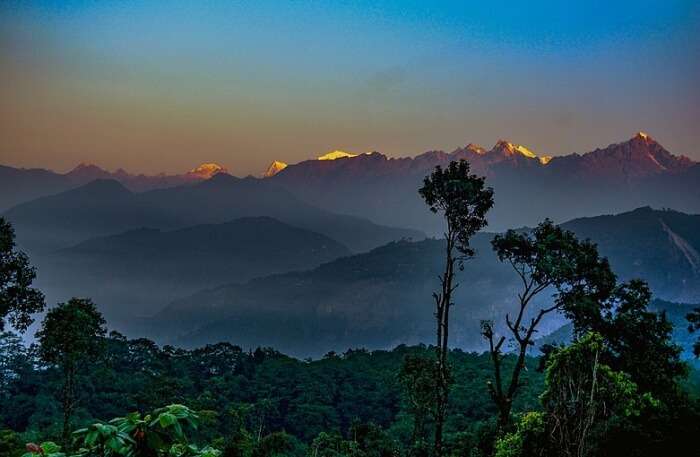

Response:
(1, 333), (544, 456)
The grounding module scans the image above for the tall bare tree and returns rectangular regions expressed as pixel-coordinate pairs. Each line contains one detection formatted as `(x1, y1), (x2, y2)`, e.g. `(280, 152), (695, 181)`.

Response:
(419, 160), (493, 457)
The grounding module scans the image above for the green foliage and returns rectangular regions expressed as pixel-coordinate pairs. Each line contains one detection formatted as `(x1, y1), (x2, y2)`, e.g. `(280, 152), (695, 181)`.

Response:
(22, 405), (219, 457)
(419, 159), (494, 257)
(22, 441), (64, 457)
(0, 337), (545, 456)
(37, 298), (107, 368)
(398, 354), (437, 445)
(252, 432), (304, 457)
(0, 331), (32, 398)
(36, 298), (108, 444)
(0, 428), (24, 457)
(541, 333), (649, 457)
(310, 422), (398, 457)
(493, 412), (545, 457)
(0, 217), (45, 332)
(568, 280), (686, 402)
(72, 404), (202, 456)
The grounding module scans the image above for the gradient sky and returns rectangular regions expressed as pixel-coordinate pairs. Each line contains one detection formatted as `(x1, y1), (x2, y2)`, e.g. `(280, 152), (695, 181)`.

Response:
(1, 0), (699, 176)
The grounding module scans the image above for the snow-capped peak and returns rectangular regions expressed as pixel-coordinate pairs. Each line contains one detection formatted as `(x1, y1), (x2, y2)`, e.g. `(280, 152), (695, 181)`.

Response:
(492, 140), (538, 159)
(188, 163), (227, 179)
(263, 160), (288, 178)
(317, 150), (358, 161)
(633, 131), (654, 142)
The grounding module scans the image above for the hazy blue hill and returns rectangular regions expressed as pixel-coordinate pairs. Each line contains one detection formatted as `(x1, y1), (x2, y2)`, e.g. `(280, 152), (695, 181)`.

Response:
(153, 235), (527, 357)
(0, 165), (72, 213)
(138, 173), (424, 253)
(561, 207), (700, 302)
(3, 174), (424, 255)
(38, 217), (352, 321)
(156, 207), (700, 358)
(3, 179), (173, 255)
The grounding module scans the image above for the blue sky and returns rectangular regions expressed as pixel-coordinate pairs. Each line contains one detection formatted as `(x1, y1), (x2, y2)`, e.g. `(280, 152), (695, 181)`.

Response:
(1, 0), (699, 174)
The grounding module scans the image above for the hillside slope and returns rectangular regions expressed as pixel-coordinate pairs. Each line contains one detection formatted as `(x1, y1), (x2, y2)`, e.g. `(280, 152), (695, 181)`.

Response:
(154, 208), (700, 357)
(37, 217), (351, 320)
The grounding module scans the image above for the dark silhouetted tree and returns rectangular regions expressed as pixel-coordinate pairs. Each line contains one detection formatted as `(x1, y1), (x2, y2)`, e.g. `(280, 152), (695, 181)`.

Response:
(565, 279), (685, 403)
(484, 220), (615, 431)
(36, 298), (106, 446)
(0, 217), (45, 332)
(419, 159), (494, 456)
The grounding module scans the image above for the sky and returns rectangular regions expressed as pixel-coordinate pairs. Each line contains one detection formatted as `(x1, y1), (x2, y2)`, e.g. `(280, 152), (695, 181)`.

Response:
(1, 0), (699, 176)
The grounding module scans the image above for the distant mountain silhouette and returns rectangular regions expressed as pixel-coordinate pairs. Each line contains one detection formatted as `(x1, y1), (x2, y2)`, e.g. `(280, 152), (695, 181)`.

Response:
(4, 179), (170, 254)
(561, 207), (700, 302)
(546, 132), (693, 179)
(268, 133), (698, 233)
(3, 174), (423, 255)
(0, 165), (73, 212)
(0, 162), (227, 212)
(37, 217), (351, 321)
(3, 133), (696, 230)
(152, 207), (700, 357)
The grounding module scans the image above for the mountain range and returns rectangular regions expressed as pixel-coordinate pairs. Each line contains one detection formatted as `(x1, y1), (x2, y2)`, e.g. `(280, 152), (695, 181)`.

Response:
(0, 162), (227, 212)
(3, 173), (422, 256)
(2, 132), (699, 356)
(149, 207), (700, 357)
(3, 133), (697, 236)
(4, 134), (698, 228)
(266, 132), (699, 233)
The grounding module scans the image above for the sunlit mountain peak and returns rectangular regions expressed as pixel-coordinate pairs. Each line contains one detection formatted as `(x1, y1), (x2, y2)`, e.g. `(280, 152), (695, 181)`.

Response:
(263, 160), (288, 177)
(188, 162), (227, 179)
(539, 155), (553, 165)
(493, 140), (538, 159)
(635, 131), (652, 141)
(464, 143), (487, 154)
(317, 150), (358, 161)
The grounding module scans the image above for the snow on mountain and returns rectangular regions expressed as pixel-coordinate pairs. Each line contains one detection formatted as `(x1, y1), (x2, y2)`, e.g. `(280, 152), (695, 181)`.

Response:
(186, 163), (228, 179)
(317, 150), (358, 161)
(263, 161), (288, 178)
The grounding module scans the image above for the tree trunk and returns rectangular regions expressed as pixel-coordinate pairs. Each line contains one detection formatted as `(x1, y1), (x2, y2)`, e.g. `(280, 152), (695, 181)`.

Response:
(62, 364), (75, 448)
(434, 234), (455, 457)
